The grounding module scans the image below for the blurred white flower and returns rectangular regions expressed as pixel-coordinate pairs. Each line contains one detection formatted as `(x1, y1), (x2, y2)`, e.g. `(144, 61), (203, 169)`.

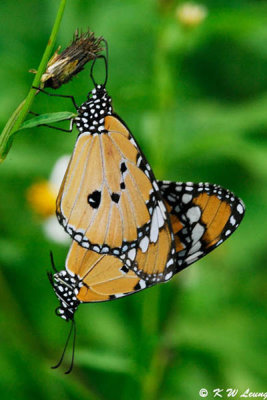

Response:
(176, 2), (208, 28)
(49, 154), (71, 188)
(43, 215), (70, 244)
(27, 155), (71, 244)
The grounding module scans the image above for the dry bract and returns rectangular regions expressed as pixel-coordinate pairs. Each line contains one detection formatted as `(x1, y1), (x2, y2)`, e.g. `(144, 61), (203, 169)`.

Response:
(37, 30), (104, 89)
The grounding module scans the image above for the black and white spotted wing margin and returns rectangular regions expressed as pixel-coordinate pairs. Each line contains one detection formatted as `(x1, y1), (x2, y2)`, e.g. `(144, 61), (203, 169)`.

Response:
(159, 181), (245, 273)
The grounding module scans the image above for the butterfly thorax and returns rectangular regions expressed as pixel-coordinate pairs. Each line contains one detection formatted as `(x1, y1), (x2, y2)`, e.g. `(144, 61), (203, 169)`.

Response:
(50, 270), (82, 321)
(74, 84), (112, 135)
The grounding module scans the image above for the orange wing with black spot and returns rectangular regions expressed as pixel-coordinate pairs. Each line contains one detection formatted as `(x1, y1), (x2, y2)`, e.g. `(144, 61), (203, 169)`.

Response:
(64, 235), (175, 304)
(158, 181), (245, 272)
(56, 85), (173, 264)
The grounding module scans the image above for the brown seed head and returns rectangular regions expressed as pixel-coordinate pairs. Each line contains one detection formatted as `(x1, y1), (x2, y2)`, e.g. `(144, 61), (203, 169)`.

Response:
(40, 29), (104, 89)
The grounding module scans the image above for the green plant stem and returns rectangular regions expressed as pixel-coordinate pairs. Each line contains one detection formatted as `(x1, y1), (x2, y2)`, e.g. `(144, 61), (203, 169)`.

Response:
(139, 287), (160, 400)
(149, 22), (176, 178)
(0, 99), (26, 161)
(0, 0), (66, 163)
(140, 346), (169, 400)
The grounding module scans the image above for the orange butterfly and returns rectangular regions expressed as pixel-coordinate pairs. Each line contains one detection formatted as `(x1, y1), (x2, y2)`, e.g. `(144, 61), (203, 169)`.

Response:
(56, 82), (176, 274)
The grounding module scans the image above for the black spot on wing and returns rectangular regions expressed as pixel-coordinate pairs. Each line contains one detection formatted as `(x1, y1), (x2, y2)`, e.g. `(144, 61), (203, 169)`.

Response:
(120, 162), (127, 174)
(120, 265), (129, 274)
(88, 190), (101, 208)
(111, 192), (120, 203)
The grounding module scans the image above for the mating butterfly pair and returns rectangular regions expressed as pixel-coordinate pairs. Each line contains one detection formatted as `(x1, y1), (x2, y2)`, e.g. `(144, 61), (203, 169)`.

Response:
(49, 83), (245, 322)
(46, 53), (245, 373)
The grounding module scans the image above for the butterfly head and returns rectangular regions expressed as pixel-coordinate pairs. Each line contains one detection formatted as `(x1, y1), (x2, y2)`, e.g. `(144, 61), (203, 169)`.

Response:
(48, 270), (82, 322)
(88, 84), (112, 109)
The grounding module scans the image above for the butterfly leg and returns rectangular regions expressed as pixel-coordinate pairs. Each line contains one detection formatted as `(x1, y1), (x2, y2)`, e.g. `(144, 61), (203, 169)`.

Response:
(32, 86), (78, 110)
(28, 111), (73, 132)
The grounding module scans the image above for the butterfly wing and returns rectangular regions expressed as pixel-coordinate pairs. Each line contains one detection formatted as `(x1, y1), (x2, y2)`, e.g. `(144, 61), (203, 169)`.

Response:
(65, 218), (176, 305)
(54, 180), (245, 310)
(158, 181), (245, 272)
(61, 221), (177, 306)
(56, 86), (172, 262)
(65, 241), (150, 302)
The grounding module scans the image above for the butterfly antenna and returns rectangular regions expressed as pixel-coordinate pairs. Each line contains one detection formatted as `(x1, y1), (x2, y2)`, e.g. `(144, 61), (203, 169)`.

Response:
(50, 251), (58, 273)
(102, 39), (108, 87)
(65, 319), (76, 374)
(51, 319), (74, 370)
(90, 57), (97, 87)
(90, 39), (108, 87)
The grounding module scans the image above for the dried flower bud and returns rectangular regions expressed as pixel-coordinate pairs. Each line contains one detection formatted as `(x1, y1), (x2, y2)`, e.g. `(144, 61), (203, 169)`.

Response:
(40, 30), (104, 89)
(176, 3), (207, 28)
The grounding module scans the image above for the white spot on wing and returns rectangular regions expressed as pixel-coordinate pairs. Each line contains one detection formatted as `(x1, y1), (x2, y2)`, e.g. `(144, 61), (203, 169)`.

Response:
(153, 181), (159, 190)
(139, 236), (149, 252)
(165, 272), (173, 281)
(139, 279), (146, 289)
(186, 206), (201, 223)
(237, 204), (244, 214)
(188, 241), (201, 255)
(156, 206), (164, 228)
(166, 259), (173, 268)
(192, 223), (205, 244)
(114, 293), (124, 298)
(167, 195), (175, 202)
(150, 209), (159, 243)
(128, 248), (136, 261)
(185, 251), (203, 264)
(230, 216), (236, 225)
(158, 200), (166, 218)
(175, 205), (180, 213)
(182, 194), (192, 204)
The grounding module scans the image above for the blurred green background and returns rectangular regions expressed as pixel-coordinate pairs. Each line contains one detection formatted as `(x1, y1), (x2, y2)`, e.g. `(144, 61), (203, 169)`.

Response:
(0, 0), (266, 399)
